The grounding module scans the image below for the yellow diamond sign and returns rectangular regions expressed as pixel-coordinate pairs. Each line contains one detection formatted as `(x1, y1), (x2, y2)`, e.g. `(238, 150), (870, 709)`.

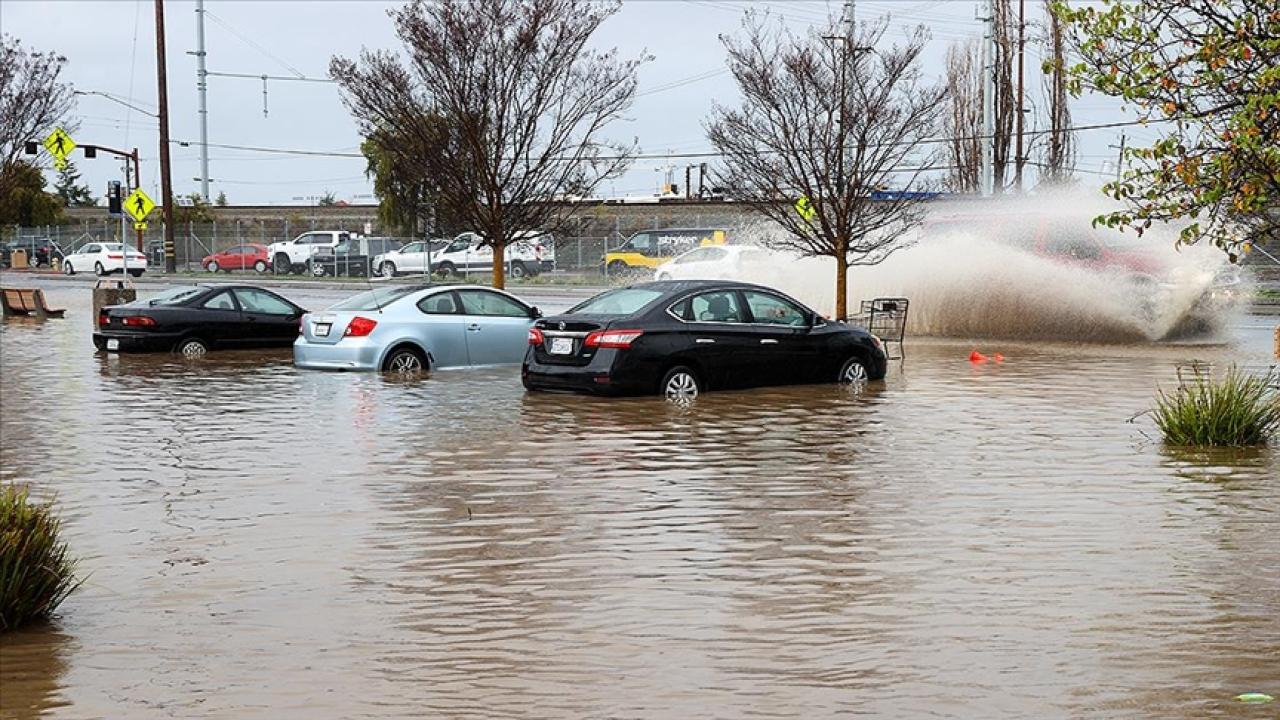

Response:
(43, 127), (77, 168)
(124, 188), (156, 222)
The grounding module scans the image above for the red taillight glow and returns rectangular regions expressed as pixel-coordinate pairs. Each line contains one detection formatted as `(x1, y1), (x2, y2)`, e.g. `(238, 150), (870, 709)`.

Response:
(528, 327), (545, 345)
(122, 316), (156, 327)
(107, 253), (123, 259)
(344, 316), (378, 337)
(584, 329), (643, 349)
(98, 310), (109, 327)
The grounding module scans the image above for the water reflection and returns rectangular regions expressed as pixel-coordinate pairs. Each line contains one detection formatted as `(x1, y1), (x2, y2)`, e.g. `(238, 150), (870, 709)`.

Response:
(0, 626), (72, 719)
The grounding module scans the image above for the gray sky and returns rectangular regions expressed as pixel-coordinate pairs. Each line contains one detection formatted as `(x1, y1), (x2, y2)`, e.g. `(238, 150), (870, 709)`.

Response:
(3, 0), (1144, 206)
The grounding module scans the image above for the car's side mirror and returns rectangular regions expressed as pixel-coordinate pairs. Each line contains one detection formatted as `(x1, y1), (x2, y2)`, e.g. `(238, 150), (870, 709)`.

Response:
(530, 306), (543, 319)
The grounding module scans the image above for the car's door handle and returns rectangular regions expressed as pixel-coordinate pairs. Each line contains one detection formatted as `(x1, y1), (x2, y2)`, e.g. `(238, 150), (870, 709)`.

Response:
(760, 338), (779, 345)
(467, 323), (481, 332)
(695, 338), (715, 344)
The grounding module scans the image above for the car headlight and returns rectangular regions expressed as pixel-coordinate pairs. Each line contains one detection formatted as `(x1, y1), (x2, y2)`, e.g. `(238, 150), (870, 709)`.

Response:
(870, 334), (884, 351)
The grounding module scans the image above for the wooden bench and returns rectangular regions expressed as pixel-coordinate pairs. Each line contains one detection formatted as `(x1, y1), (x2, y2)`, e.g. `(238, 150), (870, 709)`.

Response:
(1, 288), (65, 318)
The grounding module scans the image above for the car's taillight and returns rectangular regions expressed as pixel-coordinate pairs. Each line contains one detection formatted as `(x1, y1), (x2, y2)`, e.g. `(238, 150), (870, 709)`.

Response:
(344, 316), (378, 337)
(122, 316), (156, 327)
(528, 327), (545, 345)
(98, 310), (109, 327)
(584, 329), (643, 349)
(107, 253), (123, 259)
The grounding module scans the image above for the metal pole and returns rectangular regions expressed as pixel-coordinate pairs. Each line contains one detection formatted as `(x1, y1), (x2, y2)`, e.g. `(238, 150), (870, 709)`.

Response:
(132, 149), (143, 251)
(1014, 0), (1025, 192)
(194, 0), (210, 202)
(981, 0), (996, 197)
(155, 0), (177, 273)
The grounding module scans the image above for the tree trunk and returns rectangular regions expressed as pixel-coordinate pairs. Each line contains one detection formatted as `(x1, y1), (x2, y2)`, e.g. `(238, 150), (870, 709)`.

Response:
(492, 241), (506, 289)
(834, 256), (848, 322)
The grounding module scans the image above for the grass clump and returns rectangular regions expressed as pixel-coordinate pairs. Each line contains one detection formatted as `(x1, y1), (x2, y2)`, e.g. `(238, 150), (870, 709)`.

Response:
(1, 485), (80, 632)
(1152, 367), (1280, 446)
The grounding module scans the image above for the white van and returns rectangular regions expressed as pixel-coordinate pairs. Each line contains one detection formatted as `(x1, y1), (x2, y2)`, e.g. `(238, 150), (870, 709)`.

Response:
(432, 231), (555, 278)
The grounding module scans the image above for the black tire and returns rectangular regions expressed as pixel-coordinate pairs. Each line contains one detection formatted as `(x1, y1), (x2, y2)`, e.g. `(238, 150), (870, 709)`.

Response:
(207, 260), (219, 273)
(509, 261), (528, 279)
(129, 269), (143, 278)
(607, 260), (629, 276)
(63, 261), (75, 276)
(273, 254), (291, 274)
(311, 262), (329, 277)
(838, 355), (870, 385)
(382, 345), (428, 376)
(94, 262), (107, 277)
(655, 272), (671, 281)
(435, 261), (456, 278)
(175, 337), (209, 357)
(253, 259), (268, 273)
(660, 365), (702, 402)
(293, 260), (309, 276)
(380, 261), (396, 277)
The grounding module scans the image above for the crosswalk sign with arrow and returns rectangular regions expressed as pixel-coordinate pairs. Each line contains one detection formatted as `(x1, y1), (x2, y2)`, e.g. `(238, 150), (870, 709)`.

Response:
(43, 127), (77, 169)
(124, 188), (156, 222)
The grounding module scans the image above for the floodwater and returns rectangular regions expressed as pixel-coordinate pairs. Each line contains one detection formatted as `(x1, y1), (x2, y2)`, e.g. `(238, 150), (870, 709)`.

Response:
(2, 281), (1278, 719)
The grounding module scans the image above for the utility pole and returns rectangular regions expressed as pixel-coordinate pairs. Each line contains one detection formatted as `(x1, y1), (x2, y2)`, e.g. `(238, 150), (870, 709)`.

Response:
(980, 0), (996, 197)
(155, 0), (176, 273)
(194, 0), (210, 202)
(1109, 131), (1127, 183)
(1014, 0), (1025, 192)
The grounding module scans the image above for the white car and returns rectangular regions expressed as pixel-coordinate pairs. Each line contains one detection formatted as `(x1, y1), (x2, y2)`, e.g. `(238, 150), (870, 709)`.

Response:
(433, 232), (555, 278)
(373, 240), (449, 277)
(653, 245), (771, 281)
(63, 242), (148, 277)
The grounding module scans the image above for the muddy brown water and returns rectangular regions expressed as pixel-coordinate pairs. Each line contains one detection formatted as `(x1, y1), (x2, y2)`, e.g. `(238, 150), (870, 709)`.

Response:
(2, 283), (1278, 719)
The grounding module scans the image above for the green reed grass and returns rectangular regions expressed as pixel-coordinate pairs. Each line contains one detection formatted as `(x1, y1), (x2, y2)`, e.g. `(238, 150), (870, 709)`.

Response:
(1152, 367), (1280, 446)
(1, 485), (81, 632)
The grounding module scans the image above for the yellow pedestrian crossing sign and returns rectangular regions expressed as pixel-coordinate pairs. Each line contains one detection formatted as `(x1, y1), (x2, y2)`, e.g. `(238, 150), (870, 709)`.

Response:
(795, 195), (817, 224)
(43, 127), (77, 168)
(124, 188), (156, 222)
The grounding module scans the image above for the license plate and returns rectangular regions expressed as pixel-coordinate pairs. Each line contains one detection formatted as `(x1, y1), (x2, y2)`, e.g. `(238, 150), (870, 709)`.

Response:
(549, 337), (573, 355)
(315, 323), (331, 337)
(106, 339), (119, 351)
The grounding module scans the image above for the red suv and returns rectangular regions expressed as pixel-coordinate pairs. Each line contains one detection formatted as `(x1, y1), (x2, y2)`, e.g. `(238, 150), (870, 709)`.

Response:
(202, 243), (270, 273)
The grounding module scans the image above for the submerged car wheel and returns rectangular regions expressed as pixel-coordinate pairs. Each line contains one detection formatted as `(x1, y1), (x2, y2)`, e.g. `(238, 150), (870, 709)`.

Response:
(838, 356), (869, 385)
(383, 347), (427, 376)
(661, 365), (701, 403)
(177, 338), (209, 357)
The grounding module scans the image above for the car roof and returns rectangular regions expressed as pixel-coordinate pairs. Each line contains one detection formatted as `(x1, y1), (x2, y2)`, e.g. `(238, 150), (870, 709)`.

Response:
(627, 279), (779, 294)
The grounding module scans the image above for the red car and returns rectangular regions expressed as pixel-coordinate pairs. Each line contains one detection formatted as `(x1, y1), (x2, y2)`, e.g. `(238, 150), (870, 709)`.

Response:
(202, 243), (270, 273)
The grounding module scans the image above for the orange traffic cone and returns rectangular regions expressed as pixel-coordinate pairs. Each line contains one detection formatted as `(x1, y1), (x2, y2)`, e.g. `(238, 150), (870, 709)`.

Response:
(969, 350), (987, 363)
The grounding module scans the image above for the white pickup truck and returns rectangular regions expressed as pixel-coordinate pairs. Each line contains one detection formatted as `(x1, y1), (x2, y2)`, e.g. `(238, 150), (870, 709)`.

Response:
(374, 231), (555, 278)
(267, 231), (351, 274)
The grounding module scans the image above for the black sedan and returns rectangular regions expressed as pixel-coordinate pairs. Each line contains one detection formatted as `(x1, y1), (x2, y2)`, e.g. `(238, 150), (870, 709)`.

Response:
(94, 285), (306, 356)
(522, 280), (888, 400)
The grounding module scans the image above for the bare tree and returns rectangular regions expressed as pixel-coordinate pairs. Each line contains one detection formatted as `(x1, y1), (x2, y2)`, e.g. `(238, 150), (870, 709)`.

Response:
(1038, 0), (1075, 184)
(0, 36), (75, 199)
(707, 15), (946, 321)
(331, 0), (646, 289)
(943, 40), (982, 193)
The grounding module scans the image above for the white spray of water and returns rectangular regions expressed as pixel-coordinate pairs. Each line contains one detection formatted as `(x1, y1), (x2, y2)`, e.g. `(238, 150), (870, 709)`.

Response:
(715, 190), (1247, 342)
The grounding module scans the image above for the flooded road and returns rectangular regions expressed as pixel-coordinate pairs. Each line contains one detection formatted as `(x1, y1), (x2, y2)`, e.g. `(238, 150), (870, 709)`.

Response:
(2, 282), (1277, 719)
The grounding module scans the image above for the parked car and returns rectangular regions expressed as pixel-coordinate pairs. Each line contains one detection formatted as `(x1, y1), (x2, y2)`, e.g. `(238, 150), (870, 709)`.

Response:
(431, 231), (555, 278)
(654, 245), (772, 281)
(1, 237), (61, 268)
(311, 236), (402, 277)
(202, 243), (271, 273)
(63, 242), (148, 277)
(604, 228), (728, 275)
(93, 285), (306, 355)
(373, 240), (450, 277)
(266, 231), (349, 274)
(294, 284), (541, 374)
(522, 280), (887, 400)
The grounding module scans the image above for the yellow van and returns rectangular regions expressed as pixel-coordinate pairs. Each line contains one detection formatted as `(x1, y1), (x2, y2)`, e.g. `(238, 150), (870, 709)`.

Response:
(604, 228), (728, 273)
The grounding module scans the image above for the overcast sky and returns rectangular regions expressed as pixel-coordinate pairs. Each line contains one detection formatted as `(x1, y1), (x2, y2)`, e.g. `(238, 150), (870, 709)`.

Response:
(3, 0), (1144, 205)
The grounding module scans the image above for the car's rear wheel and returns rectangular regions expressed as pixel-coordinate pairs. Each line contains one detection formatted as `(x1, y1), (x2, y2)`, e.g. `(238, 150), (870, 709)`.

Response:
(176, 337), (209, 357)
(94, 262), (107, 276)
(129, 269), (143, 278)
(435, 261), (456, 278)
(509, 261), (528, 279)
(254, 259), (268, 273)
(63, 261), (75, 276)
(207, 260), (219, 273)
(383, 346), (427, 376)
(661, 365), (701, 402)
(838, 356), (869, 385)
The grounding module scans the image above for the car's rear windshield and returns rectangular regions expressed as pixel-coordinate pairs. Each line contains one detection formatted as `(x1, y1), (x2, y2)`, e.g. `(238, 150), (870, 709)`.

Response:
(147, 286), (205, 306)
(328, 285), (423, 311)
(568, 288), (665, 316)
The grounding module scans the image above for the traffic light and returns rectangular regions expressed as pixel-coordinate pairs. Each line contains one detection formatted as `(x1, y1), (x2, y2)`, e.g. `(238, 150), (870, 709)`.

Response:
(107, 181), (123, 216)
(83, 145), (97, 159)
(24, 142), (37, 155)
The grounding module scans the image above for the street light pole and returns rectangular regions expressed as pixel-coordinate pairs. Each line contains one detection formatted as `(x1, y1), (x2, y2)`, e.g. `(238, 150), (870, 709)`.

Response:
(155, 0), (177, 273)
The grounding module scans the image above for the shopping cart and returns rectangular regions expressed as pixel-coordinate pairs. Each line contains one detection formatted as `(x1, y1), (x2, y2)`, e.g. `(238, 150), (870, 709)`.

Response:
(852, 297), (909, 359)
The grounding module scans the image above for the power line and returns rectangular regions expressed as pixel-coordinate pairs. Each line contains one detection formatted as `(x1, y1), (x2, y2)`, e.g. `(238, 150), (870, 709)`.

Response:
(203, 9), (309, 79)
